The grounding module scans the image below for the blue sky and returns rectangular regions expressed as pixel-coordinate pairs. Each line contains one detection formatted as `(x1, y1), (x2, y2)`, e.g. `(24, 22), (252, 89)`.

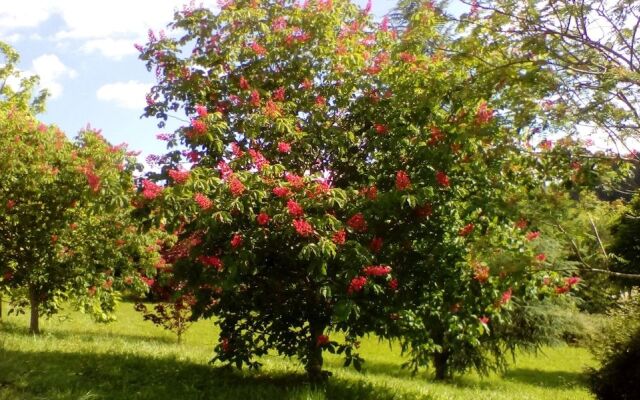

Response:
(0, 0), (401, 166)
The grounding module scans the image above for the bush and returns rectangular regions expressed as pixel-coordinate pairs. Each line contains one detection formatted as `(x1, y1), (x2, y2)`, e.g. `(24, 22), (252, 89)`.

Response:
(589, 290), (640, 399)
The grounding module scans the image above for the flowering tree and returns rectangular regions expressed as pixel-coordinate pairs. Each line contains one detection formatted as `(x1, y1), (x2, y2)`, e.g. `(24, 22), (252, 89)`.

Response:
(138, 0), (581, 380)
(0, 43), (162, 333)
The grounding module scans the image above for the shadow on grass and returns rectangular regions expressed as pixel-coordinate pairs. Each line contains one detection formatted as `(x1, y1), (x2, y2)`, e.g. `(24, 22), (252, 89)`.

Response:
(502, 368), (588, 389)
(0, 348), (429, 400)
(0, 320), (177, 346)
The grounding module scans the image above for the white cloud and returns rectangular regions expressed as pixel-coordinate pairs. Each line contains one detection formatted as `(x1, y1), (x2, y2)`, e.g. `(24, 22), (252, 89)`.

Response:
(96, 80), (151, 110)
(3, 33), (23, 43)
(81, 38), (137, 60)
(0, 1), (218, 59)
(31, 54), (77, 99)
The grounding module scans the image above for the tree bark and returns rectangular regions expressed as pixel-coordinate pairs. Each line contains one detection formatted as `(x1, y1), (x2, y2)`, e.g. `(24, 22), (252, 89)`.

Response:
(29, 286), (40, 334)
(305, 319), (326, 382)
(434, 350), (450, 380)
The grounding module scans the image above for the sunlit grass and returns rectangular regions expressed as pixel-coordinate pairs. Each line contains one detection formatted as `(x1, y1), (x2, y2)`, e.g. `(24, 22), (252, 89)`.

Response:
(0, 300), (595, 400)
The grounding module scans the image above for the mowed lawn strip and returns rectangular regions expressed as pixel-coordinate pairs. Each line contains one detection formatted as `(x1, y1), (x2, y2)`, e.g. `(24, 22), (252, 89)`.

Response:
(0, 300), (595, 400)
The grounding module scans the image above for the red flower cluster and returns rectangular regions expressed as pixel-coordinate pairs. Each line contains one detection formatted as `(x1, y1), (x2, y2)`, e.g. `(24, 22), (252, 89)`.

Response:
(348, 276), (367, 294)
(229, 176), (246, 197)
(239, 76), (250, 90)
(287, 199), (304, 217)
(370, 237), (383, 253)
(195, 104), (208, 117)
(199, 255), (223, 271)
(362, 265), (391, 276)
(190, 119), (207, 135)
(250, 90), (261, 107)
(526, 231), (540, 241)
(473, 262), (490, 283)
(257, 212), (270, 226)
(277, 141), (291, 153)
(500, 288), (512, 305)
(231, 142), (244, 157)
(479, 316), (490, 325)
(248, 149), (269, 170)
(415, 203), (433, 218)
(347, 213), (367, 232)
(395, 170), (411, 190)
(168, 169), (190, 184)
(565, 276), (581, 286)
(273, 186), (290, 198)
(250, 42), (266, 56)
(6, 199), (15, 209)
(515, 218), (528, 229)
(315, 95), (326, 107)
(399, 52), (416, 63)
(428, 126), (444, 145)
(360, 185), (377, 200)
(273, 86), (286, 101)
(230, 234), (244, 249)
(218, 160), (234, 180)
(332, 229), (347, 245)
(301, 78), (313, 90)
(194, 193), (213, 210)
(264, 100), (282, 118)
(458, 223), (474, 237)
(535, 253), (546, 262)
(85, 169), (101, 192)
(435, 171), (450, 187)
(475, 101), (494, 125)
(374, 123), (388, 135)
(142, 179), (163, 199)
(285, 173), (304, 189)
(293, 219), (314, 237)
(389, 278), (399, 291)
(316, 334), (330, 347)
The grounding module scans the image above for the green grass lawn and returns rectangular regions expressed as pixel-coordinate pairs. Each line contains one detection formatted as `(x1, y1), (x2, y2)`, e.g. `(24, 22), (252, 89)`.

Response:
(0, 300), (596, 400)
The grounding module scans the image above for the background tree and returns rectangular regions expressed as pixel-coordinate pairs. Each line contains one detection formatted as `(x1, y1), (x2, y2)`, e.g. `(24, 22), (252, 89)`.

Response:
(0, 42), (162, 334)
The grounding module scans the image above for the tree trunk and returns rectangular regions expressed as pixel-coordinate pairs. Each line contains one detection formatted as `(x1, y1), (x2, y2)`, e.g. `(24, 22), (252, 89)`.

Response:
(434, 350), (450, 380)
(29, 287), (40, 334)
(0, 293), (3, 322)
(305, 320), (326, 383)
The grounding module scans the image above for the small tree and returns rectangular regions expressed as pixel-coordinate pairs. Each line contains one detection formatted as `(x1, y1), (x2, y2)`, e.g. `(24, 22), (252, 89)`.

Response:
(0, 43), (162, 333)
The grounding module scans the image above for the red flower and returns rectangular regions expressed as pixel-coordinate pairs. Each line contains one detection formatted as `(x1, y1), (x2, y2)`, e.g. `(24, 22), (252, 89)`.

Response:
(273, 86), (286, 101)
(301, 78), (313, 90)
(435, 171), (450, 187)
(374, 123), (388, 134)
(142, 179), (163, 199)
(475, 101), (494, 125)
(428, 126), (444, 145)
(195, 104), (208, 117)
(293, 219), (314, 237)
(229, 176), (246, 197)
(458, 223), (474, 237)
(69, 223), (78, 230)
(415, 203), (433, 218)
(273, 186), (291, 198)
(190, 119), (207, 135)
(230, 234), (244, 249)
(221, 338), (230, 352)
(555, 285), (570, 294)
(239, 76), (250, 90)
(362, 265), (391, 276)
(526, 231), (540, 241)
(218, 160), (234, 180)
(264, 99), (282, 118)
(395, 170), (411, 190)
(248, 149), (269, 170)
(316, 334), (330, 347)
(287, 199), (304, 217)
(515, 219), (528, 229)
(194, 193), (213, 210)
(535, 253), (546, 262)
(257, 212), (270, 226)
(347, 213), (368, 232)
(479, 316), (490, 325)
(6, 199), (15, 209)
(85, 170), (101, 192)
(565, 276), (581, 287)
(285, 173), (304, 189)
(332, 229), (347, 245)
(231, 142), (244, 157)
(250, 42), (266, 56)
(51, 234), (58, 244)
(500, 288), (513, 304)
(348, 276), (367, 294)
(473, 263), (490, 283)
(168, 169), (190, 184)
(140, 276), (155, 287)
(399, 52), (416, 63)
(388, 278), (398, 291)
(249, 90), (261, 107)
(277, 141), (291, 153)
(315, 95), (326, 107)
(360, 185), (377, 200)
(539, 139), (553, 150)
(370, 237), (383, 253)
